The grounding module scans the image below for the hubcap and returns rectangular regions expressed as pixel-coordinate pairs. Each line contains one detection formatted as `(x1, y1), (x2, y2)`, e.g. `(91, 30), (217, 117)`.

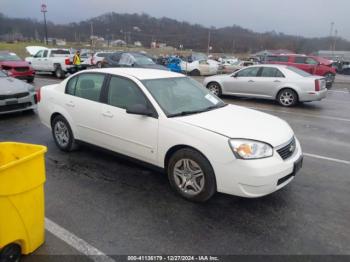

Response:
(208, 84), (220, 96)
(280, 91), (295, 106)
(54, 121), (70, 147)
(173, 159), (205, 195)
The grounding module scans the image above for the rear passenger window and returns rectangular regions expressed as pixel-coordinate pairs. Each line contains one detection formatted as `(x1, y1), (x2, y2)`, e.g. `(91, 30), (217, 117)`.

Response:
(261, 67), (285, 78)
(107, 76), (147, 109)
(74, 74), (105, 102)
(295, 57), (307, 64)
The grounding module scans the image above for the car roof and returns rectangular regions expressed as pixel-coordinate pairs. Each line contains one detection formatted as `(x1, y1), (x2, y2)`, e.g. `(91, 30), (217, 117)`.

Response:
(248, 64), (288, 69)
(82, 68), (184, 80)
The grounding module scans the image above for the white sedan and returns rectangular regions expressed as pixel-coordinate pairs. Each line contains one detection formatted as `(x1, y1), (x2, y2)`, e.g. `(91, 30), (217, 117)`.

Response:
(204, 65), (327, 107)
(38, 68), (303, 201)
(180, 59), (219, 76)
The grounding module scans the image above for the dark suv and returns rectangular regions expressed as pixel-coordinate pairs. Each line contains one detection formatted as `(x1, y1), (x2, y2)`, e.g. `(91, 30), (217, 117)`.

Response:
(265, 54), (336, 87)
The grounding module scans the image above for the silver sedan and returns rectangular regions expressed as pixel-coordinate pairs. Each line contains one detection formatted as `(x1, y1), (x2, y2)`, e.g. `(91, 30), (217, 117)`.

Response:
(0, 70), (37, 114)
(204, 65), (327, 107)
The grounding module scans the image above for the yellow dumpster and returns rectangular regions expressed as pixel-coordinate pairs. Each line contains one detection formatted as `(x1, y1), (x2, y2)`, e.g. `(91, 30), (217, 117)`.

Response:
(0, 142), (47, 261)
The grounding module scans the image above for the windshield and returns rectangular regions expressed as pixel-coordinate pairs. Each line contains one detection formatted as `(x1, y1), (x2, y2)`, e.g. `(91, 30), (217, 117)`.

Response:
(0, 52), (21, 61)
(142, 77), (226, 117)
(287, 66), (312, 77)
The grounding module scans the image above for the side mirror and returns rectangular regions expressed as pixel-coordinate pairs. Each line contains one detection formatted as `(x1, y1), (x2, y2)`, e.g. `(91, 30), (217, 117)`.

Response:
(126, 104), (154, 117)
(232, 73), (237, 77)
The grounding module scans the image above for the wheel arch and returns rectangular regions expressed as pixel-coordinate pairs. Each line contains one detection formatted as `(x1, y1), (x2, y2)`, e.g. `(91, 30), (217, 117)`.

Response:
(275, 86), (300, 101)
(50, 112), (78, 139)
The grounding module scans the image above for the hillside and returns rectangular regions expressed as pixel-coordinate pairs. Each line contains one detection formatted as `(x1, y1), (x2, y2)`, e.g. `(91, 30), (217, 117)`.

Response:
(1, 12), (350, 53)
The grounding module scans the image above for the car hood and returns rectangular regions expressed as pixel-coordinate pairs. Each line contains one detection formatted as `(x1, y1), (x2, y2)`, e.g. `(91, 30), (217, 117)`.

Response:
(175, 104), (294, 147)
(0, 60), (31, 67)
(0, 77), (32, 94)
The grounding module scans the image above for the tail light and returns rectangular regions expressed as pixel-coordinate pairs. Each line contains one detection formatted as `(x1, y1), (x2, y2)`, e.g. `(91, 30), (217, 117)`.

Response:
(315, 79), (320, 91)
(36, 87), (42, 103)
(65, 58), (71, 65)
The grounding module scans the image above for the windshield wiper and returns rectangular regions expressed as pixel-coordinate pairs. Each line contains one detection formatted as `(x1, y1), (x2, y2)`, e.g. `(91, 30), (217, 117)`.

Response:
(168, 104), (227, 118)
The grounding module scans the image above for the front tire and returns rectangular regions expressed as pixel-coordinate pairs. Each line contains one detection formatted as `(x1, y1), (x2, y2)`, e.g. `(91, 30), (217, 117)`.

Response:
(277, 88), (298, 107)
(167, 148), (216, 202)
(51, 115), (78, 152)
(207, 82), (222, 97)
(189, 69), (201, 76)
(0, 244), (21, 262)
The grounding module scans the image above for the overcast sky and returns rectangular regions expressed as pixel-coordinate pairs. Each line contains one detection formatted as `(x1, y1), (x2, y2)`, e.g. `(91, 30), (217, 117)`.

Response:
(1, 0), (349, 39)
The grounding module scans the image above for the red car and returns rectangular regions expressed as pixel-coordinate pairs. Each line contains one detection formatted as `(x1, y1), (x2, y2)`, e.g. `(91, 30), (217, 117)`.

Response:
(265, 54), (336, 87)
(0, 51), (35, 83)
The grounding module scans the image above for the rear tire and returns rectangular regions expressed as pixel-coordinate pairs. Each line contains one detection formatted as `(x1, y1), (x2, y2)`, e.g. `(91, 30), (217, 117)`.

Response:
(51, 115), (78, 152)
(167, 148), (216, 202)
(190, 69), (201, 76)
(277, 88), (298, 107)
(54, 66), (65, 79)
(0, 244), (21, 262)
(96, 61), (102, 68)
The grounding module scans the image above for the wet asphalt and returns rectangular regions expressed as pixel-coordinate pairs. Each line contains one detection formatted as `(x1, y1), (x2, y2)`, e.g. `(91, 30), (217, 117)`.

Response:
(1, 74), (350, 259)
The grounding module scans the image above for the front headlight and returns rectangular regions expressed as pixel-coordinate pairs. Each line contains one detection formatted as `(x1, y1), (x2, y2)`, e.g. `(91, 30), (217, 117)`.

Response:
(229, 139), (273, 159)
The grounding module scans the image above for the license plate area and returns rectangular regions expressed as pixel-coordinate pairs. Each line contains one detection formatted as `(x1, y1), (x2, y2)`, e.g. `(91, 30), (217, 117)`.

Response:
(5, 99), (18, 105)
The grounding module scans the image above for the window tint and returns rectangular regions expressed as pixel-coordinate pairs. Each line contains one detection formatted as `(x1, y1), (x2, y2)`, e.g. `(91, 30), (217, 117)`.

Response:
(266, 56), (288, 62)
(260, 67), (285, 78)
(66, 76), (78, 95)
(107, 76), (147, 109)
(75, 74), (105, 102)
(236, 67), (260, 77)
(294, 57), (307, 64)
(43, 50), (48, 57)
(199, 60), (208, 65)
(305, 57), (318, 65)
(35, 50), (44, 58)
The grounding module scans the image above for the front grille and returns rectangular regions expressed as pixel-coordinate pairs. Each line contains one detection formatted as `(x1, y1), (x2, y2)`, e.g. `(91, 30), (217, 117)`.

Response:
(0, 92), (29, 100)
(14, 67), (29, 72)
(0, 102), (32, 112)
(277, 137), (296, 160)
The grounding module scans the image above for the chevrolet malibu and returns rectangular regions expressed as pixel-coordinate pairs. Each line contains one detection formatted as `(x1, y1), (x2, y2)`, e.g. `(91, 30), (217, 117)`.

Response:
(38, 68), (303, 201)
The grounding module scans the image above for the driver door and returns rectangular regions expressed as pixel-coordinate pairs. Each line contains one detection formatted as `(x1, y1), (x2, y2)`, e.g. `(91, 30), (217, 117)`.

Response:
(223, 67), (261, 96)
(30, 50), (45, 70)
(100, 75), (159, 164)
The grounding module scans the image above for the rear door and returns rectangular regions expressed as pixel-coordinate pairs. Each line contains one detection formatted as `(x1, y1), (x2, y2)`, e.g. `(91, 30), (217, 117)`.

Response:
(222, 67), (261, 96)
(99, 75), (159, 163)
(63, 73), (107, 144)
(292, 56), (318, 74)
(253, 67), (286, 98)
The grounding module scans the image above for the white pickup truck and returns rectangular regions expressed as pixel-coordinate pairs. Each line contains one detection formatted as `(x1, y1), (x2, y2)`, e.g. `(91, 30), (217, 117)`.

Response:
(25, 46), (76, 78)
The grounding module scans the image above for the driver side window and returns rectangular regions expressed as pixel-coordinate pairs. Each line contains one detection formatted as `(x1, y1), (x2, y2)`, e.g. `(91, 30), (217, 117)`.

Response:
(34, 50), (44, 58)
(107, 76), (147, 109)
(236, 67), (260, 77)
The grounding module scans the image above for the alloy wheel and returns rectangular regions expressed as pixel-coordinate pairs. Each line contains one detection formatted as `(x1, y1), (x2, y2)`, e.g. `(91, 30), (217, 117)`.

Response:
(54, 121), (70, 148)
(208, 83), (220, 96)
(173, 159), (205, 196)
(279, 91), (295, 106)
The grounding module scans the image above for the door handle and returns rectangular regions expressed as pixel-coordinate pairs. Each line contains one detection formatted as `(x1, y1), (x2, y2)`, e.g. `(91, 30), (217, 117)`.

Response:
(102, 111), (114, 118)
(248, 80), (255, 83)
(65, 101), (75, 107)
(274, 80), (281, 83)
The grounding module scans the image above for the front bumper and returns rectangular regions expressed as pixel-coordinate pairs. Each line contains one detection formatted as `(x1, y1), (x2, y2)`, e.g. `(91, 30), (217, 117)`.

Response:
(213, 138), (303, 198)
(0, 93), (37, 115)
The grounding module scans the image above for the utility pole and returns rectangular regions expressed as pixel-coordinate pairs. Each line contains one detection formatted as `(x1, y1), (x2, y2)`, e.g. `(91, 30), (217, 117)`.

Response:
(329, 22), (334, 50)
(333, 29), (338, 55)
(207, 30), (211, 56)
(41, 4), (48, 45)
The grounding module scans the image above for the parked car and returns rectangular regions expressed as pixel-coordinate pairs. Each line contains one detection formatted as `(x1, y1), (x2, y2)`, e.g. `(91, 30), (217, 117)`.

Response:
(91, 51), (114, 68)
(37, 68), (303, 201)
(0, 70), (37, 114)
(220, 60), (256, 74)
(204, 65), (327, 107)
(102, 52), (167, 70)
(265, 54), (336, 87)
(181, 59), (219, 76)
(25, 47), (75, 79)
(0, 51), (35, 83)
